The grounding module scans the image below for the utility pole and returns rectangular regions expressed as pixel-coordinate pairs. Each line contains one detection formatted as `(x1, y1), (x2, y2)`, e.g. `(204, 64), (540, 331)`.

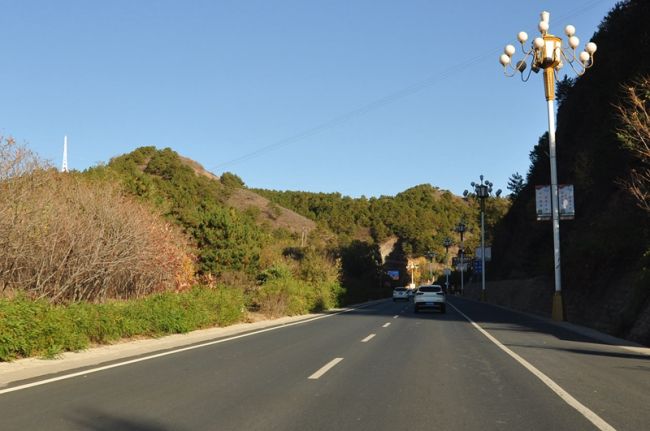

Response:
(443, 237), (452, 292)
(455, 222), (467, 295)
(425, 250), (436, 283)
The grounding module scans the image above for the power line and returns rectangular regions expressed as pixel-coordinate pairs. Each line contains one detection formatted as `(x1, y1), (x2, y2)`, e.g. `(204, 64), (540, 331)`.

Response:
(211, 50), (496, 170)
(210, 0), (613, 171)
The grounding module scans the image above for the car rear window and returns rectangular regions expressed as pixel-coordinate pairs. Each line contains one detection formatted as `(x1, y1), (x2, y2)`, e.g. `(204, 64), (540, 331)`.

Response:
(394, 287), (406, 292)
(418, 285), (442, 293)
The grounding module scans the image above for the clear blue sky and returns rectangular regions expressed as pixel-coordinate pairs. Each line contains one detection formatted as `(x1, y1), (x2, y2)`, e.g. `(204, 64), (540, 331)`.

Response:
(0, 0), (617, 197)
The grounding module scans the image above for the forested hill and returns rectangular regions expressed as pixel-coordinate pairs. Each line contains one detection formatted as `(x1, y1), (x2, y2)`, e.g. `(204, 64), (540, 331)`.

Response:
(254, 185), (509, 258)
(84, 147), (321, 278)
(491, 0), (650, 343)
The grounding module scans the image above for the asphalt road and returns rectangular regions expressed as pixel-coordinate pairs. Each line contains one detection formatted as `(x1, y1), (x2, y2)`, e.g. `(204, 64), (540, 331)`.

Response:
(1, 297), (648, 430)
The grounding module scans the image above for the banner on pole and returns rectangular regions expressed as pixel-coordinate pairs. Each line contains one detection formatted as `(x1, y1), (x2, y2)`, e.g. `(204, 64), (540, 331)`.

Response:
(535, 185), (552, 221)
(536, 184), (575, 221)
(559, 185), (575, 220)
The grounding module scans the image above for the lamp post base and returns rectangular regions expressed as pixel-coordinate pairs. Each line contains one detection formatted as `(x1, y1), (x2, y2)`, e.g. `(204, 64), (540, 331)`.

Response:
(480, 290), (486, 302)
(552, 292), (565, 321)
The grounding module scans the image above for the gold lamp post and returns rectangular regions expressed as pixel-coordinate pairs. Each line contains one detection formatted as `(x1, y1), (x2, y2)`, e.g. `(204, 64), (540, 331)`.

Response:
(407, 261), (419, 289)
(500, 11), (597, 321)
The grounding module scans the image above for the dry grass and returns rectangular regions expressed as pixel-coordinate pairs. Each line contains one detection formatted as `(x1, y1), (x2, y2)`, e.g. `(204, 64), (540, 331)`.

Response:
(173, 154), (316, 234)
(227, 187), (316, 234)
(0, 137), (194, 302)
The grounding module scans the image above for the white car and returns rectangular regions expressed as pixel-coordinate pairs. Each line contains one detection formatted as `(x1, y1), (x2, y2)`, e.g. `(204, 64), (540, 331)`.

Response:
(392, 287), (409, 302)
(413, 285), (446, 313)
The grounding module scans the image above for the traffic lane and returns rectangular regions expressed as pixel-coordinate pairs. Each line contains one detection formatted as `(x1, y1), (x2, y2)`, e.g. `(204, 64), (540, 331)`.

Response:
(269, 301), (596, 431)
(1, 299), (402, 390)
(449, 296), (650, 430)
(0, 299), (407, 430)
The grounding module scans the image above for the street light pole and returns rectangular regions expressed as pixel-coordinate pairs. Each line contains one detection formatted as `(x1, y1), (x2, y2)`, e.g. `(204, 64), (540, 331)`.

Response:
(465, 176), (501, 301)
(500, 11), (597, 321)
(425, 250), (435, 283)
(407, 262), (419, 288)
(455, 222), (467, 295)
(443, 237), (452, 292)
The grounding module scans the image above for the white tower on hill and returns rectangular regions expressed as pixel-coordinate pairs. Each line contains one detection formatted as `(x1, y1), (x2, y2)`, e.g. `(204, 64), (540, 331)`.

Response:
(62, 136), (69, 173)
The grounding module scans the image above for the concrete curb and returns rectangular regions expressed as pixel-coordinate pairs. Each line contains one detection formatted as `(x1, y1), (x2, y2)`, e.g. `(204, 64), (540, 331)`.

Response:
(0, 298), (388, 388)
(452, 295), (650, 356)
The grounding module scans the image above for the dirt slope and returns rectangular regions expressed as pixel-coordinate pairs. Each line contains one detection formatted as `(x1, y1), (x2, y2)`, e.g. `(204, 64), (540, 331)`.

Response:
(179, 156), (316, 234)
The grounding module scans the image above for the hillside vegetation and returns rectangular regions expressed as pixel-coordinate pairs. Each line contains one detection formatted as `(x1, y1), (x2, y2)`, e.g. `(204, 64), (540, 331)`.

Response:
(255, 185), (509, 289)
(0, 143), (346, 360)
(84, 147), (346, 307)
(255, 185), (508, 260)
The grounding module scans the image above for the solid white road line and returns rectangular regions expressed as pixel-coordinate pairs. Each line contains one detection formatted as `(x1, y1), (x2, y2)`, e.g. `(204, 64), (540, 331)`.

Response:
(449, 303), (616, 431)
(361, 334), (376, 343)
(382, 323), (391, 328)
(0, 306), (363, 396)
(308, 358), (343, 380)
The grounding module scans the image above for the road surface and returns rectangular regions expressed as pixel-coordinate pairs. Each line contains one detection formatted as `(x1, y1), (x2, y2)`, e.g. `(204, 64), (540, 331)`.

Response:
(1, 297), (648, 430)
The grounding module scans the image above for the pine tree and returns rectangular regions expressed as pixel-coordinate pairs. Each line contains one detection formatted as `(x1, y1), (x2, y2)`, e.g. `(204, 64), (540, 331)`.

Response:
(506, 172), (525, 200)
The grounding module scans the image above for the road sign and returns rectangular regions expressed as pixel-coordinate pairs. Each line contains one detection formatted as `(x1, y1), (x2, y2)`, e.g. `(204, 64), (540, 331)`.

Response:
(386, 270), (400, 280)
(473, 259), (482, 273)
(443, 268), (451, 276)
(452, 256), (471, 269)
(475, 247), (491, 262)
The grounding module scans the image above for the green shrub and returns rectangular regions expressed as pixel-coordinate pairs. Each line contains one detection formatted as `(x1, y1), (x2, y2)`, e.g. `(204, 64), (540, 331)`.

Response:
(255, 272), (344, 317)
(220, 172), (245, 188)
(0, 286), (247, 362)
(0, 276), (343, 362)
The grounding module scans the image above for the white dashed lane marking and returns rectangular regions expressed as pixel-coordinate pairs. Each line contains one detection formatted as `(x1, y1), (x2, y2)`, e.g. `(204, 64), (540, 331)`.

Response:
(308, 358), (344, 380)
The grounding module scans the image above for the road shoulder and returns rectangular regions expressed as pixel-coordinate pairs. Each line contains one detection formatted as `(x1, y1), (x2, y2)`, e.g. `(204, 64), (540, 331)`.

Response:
(0, 312), (324, 388)
(450, 295), (650, 355)
(0, 299), (388, 388)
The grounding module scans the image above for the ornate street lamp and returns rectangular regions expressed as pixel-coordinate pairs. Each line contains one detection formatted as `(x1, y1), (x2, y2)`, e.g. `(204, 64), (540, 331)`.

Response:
(464, 176), (501, 301)
(407, 261), (419, 289)
(500, 11), (597, 321)
(443, 237), (453, 251)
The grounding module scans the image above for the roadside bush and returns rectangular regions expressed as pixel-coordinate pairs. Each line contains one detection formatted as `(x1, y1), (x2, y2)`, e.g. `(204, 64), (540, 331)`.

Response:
(255, 273), (343, 317)
(0, 139), (195, 302)
(0, 286), (246, 361)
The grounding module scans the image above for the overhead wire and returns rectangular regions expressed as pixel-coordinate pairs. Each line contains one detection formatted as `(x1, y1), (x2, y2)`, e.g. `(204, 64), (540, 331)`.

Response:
(210, 0), (614, 171)
(211, 50), (497, 169)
